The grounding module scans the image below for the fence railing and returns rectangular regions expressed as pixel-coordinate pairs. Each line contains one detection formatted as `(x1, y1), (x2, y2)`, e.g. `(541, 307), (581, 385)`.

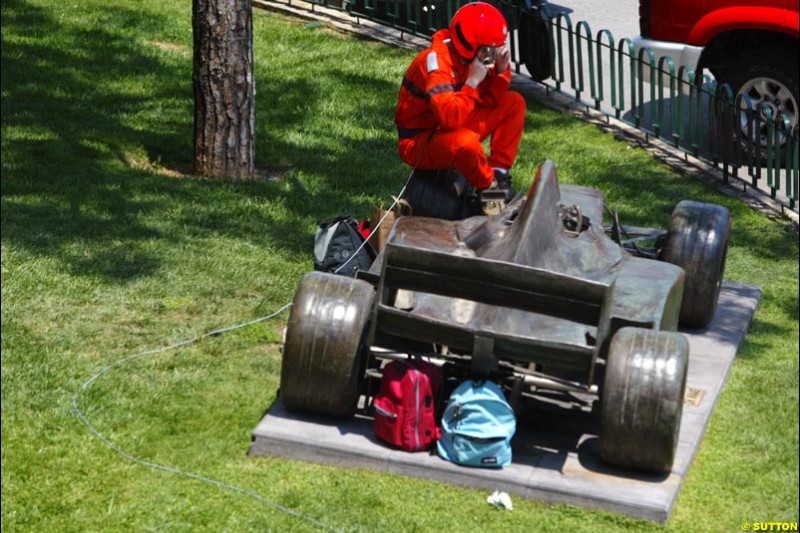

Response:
(540, 11), (798, 211)
(265, 0), (799, 212)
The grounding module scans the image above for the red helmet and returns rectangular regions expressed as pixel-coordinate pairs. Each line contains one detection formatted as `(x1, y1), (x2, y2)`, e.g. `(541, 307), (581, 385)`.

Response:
(449, 2), (508, 60)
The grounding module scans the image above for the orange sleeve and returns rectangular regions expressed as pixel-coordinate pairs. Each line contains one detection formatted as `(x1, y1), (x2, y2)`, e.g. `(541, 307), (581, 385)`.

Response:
(425, 63), (480, 130)
(479, 67), (512, 107)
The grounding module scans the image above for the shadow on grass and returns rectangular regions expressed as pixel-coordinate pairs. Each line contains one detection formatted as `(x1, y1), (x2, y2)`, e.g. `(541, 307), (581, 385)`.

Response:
(1, 0), (189, 280)
(1, 0), (408, 282)
(2, 0), (796, 291)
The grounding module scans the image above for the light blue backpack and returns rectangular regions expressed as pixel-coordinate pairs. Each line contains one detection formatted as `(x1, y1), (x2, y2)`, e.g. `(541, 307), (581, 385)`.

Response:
(437, 380), (517, 468)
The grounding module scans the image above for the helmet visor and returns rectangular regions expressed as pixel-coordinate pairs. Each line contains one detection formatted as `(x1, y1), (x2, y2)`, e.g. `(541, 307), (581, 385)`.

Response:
(477, 45), (497, 66)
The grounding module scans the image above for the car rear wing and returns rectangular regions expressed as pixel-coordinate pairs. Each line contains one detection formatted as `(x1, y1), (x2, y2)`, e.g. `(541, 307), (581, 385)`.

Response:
(373, 243), (616, 377)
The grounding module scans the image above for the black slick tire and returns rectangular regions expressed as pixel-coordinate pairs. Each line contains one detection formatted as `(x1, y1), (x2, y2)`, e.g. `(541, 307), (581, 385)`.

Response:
(660, 200), (731, 328)
(280, 272), (375, 418)
(600, 327), (689, 473)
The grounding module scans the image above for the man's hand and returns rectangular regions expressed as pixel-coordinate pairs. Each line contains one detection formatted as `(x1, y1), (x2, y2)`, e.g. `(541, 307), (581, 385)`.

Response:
(466, 57), (489, 88)
(494, 44), (510, 74)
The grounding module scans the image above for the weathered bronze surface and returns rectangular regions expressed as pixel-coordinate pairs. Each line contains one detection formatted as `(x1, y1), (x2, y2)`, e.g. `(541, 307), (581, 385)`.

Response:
(281, 159), (730, 472)
(370, 159), (685, 387)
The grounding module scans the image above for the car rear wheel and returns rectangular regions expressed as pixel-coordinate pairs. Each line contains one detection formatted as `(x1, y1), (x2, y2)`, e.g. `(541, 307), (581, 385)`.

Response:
(718, 48), (799, 163)
(600, 327), (689, 473)
(660, 200), (731, 329)
(280, 272), (375, 417)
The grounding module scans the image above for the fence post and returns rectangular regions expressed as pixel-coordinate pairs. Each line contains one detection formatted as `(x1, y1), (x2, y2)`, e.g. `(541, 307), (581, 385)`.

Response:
(656, 56), (676, 141)
(677, 65), (695, 153)
(575, 21), (593, 105)
(552, 14), (573, 93)
(791, 125), (799, 210)
(596, 29), (615, 114)
(570, 19), (585, 101)
(615, 38), (635, 122)
(736, 92), (758, 185)
(636, 47), (655, 134)
(718, 83), (735, 182)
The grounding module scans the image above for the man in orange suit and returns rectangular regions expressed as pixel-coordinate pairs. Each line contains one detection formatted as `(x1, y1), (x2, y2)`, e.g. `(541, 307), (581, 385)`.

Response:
(395, 2), (526, 217)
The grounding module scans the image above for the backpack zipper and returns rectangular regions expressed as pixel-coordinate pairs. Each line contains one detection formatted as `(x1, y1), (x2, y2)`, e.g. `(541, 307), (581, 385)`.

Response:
(413, 369), (421, 450)
(374, 404), (397, 419)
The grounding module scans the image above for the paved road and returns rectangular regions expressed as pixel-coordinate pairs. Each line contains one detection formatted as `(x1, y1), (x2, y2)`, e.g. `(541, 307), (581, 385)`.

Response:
(549, 0), (640, 41)
(514, 0), (661, 122)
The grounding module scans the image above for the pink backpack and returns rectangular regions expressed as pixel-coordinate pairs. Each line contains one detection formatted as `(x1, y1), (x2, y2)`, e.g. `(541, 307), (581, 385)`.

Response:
(373, 359), (443, 452)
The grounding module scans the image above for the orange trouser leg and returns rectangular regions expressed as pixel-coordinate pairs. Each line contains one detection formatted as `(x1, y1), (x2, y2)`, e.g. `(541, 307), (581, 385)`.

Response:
(399, 128), (493, 189)
(398, 90), (526, 189)
(468, 91), (526, 171)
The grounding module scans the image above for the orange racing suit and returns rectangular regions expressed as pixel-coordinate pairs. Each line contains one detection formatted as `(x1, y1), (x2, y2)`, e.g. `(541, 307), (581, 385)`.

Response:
(394, 29), (526, 189)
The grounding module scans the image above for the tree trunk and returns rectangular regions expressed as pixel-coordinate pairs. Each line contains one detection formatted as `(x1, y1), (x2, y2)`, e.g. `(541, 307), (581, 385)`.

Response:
(192, 0), (255, 179)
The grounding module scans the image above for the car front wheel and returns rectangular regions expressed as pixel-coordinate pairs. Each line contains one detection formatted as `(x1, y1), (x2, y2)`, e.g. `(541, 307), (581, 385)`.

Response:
(660, 200), (731, 329)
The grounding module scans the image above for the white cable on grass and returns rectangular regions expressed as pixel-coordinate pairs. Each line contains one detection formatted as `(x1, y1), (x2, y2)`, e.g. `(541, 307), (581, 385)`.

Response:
(73, 163), (421, 531)
(71, 303), (344, 533)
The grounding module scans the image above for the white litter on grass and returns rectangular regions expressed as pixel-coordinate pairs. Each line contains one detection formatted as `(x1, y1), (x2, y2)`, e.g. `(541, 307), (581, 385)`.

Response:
(487, 490), (513, 511)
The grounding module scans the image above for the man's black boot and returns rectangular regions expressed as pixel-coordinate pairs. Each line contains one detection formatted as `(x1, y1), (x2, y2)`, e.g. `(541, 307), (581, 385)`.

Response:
(492, 168), (516, 201)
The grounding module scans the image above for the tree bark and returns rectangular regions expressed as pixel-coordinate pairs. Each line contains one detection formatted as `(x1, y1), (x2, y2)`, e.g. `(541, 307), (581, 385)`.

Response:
(192, 0), (255, 179)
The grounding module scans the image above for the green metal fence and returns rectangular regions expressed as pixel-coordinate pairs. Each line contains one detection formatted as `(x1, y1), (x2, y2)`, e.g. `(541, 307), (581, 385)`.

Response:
(264, 0), (799, 212)
(543, 11), (798, 211)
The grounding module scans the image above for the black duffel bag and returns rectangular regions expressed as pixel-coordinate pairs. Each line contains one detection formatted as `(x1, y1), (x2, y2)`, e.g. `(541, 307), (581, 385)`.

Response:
(313, 215), (376, 277)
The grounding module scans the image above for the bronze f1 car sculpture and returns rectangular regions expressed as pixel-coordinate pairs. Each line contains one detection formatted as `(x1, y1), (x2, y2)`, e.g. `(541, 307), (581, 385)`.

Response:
(279, 160), (731, 473)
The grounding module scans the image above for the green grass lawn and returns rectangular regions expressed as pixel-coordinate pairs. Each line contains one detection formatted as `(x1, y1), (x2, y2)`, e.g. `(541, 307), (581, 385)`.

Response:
(2, 0), (798, 531)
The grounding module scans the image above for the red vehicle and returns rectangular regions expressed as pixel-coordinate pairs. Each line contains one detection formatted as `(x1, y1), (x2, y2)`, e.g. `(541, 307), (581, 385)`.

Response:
(634, 0), (799, 141)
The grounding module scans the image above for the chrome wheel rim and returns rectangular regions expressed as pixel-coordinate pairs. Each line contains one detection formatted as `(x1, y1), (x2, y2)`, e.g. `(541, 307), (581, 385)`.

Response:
(737, 76), (798, 147)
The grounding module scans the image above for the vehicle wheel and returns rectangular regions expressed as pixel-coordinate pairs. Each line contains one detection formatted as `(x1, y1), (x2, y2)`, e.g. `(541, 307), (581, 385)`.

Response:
(600, 327), (689, 473)
(518, 5), (553, 82)
(717, 48), (799, 164)
(280, 271), (375, 417)
(660, 200), (731, 328)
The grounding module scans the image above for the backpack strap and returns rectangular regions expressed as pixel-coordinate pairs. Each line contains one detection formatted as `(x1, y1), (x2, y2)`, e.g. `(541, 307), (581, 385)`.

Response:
(471, 334), (495, 378)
